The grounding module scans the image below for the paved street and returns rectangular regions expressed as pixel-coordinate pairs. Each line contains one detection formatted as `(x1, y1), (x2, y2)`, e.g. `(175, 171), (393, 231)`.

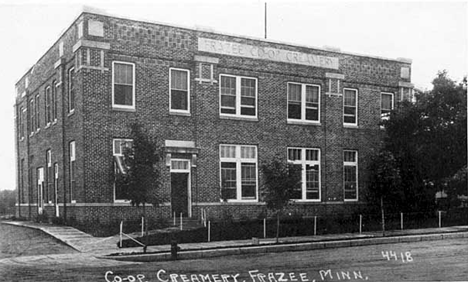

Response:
(1, 236), (467, 281)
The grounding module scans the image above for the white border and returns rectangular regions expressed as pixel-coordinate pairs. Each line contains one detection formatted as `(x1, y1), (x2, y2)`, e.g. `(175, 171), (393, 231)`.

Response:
(169, 68), (191, 114)
(112, 61), (136, 111)
(287, 82), (321, 124)
(343, 150), (358, 202)
(343, 88), (358, 127)
(219, 74), (258, 119)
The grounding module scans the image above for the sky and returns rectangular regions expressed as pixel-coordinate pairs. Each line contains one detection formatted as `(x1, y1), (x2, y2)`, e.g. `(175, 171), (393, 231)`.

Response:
(0, 0), (466, 191)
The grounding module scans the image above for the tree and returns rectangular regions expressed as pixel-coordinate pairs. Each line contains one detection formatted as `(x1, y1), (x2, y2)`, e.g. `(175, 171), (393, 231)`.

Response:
(367, 149), (402, 235)
(0, 189), (16, 217)
(116, 122), (163, 250)
(261, 155), (301, 243)
(379, 71), (467, 212)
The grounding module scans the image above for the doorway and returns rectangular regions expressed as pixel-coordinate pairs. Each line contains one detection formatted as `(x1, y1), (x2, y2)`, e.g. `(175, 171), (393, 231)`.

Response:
(170, 159), (191, 217)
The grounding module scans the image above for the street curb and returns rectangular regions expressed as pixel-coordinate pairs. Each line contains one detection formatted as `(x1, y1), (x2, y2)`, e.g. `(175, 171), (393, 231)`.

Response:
(101, 231), (468, 262)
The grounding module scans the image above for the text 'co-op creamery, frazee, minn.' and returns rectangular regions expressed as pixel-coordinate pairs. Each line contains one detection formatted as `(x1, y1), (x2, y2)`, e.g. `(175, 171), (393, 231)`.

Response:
(198, 38), (340, 70)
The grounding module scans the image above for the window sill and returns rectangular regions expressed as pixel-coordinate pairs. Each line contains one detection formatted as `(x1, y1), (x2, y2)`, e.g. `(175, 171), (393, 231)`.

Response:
(52, 119), (58, 125)
(219, 115), (258, 122)
(344, 199), (359, 202)
(112, 201), (132, 206)
(20, 137), (24, 142)
(343, 124), (359, 129)
(287, 120), (321, 126)
(45, 123), (51, 129)
(292, 199), (322, 203)
(220, 199), (260, 204)
(169, 111), (191, 116)
(68, 110), (75, 117)
(35, 128), (40, 134)
(112, 106), (136, 113)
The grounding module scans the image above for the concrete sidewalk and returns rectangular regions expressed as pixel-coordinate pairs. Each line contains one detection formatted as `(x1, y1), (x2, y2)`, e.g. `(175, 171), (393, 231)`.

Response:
(4, 220), (468, 261)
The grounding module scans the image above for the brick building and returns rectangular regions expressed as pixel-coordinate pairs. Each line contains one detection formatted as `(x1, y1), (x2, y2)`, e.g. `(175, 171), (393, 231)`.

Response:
(14, 8), (414, 224)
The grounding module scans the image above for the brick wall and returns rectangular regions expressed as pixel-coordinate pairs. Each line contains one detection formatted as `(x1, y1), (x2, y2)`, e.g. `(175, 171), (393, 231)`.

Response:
(15, 10), (411, 225)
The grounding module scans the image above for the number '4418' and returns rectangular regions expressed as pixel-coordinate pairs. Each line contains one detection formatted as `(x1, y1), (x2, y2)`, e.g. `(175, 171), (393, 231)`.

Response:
(381, 251), (414, 262)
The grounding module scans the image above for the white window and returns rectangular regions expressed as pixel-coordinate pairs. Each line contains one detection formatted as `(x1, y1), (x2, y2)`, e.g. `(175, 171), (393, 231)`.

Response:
(343, 150), (358, 201)
(287, 83), (320, 123)
(381, 92), (394, 120)
(69, 141), (76, 203)
(45, 86), (52, 125)
(54, 163), (59, 204)
(400, 87), (413, 102)
(29, 99), (35, 135)
(343, 88), (358, 126)
(220, 144), (258, 201)
(53, 80), (58, 122)
(170, 68), (190, 113)
(19, 107), (25, 140)
(112, 62), (135, 110)
(220, 75), (257, 118)
(68, 67), (75, 113)
(35, 94), (40, 130)
(113, 138), (133, 201)
(287, 148), (321, 201)
(46, 150), (52, 204)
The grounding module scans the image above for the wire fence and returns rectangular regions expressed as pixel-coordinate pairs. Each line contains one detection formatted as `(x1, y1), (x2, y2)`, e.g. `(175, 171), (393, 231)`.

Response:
(205, 209), (468, 242)
(109, 208), (468, 247)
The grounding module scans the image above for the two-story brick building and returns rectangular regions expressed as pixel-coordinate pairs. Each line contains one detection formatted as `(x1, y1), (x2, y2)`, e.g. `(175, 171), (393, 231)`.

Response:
(14, 7), (414, 224)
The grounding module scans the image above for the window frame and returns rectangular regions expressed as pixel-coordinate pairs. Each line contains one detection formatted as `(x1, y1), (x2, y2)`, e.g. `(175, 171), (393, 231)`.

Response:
(52, 80), (58, 122)
(343, 88), (358, 126)
(113, 138), (133, 202)
(287, 82), (321, 124)
(219, 144), (258, 202)
(219, 74), (258, 119)
(112, 61), (136, 111)
(69, 141), (76, 203)
(380, 92), (394, 120)
(287, 147), (321, 201)
(35, 94), (40, 131)
(29, 99), (35, 135)
(19, 106), (25, 140)
(169, 68), (190, 114)
(45, 86), (52, 125)
(46, 149), (52, 204)
(68, 67), (75, 114)
(343, 150), (358, 201)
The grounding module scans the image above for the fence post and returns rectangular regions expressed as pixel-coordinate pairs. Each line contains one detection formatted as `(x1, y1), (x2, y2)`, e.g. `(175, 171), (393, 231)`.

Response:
(438, 211), (442, 228)
(400, 212), (404, 230)
(119, 221), (123, 248)
(204, 209), (207, 227)
(360, 214), (363, 234)
(173, 212), (176, 226)
(208, 221), (211, 242)
(264, 218), (267, 238)
(180, 212), (183, 230)
(314, 216), (317, 236)
(141, 217), (145, 237)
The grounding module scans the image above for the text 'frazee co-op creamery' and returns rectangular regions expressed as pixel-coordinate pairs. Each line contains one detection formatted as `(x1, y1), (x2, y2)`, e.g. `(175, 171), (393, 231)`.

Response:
(198, 38), (339, 69)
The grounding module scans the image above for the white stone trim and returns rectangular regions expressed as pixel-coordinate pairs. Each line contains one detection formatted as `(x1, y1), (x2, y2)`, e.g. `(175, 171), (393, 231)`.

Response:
(194, 55), (219, 64)
(398, 81), (414, 88)
(165, 140), (195, 148)
(73, 40), (110, 52)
